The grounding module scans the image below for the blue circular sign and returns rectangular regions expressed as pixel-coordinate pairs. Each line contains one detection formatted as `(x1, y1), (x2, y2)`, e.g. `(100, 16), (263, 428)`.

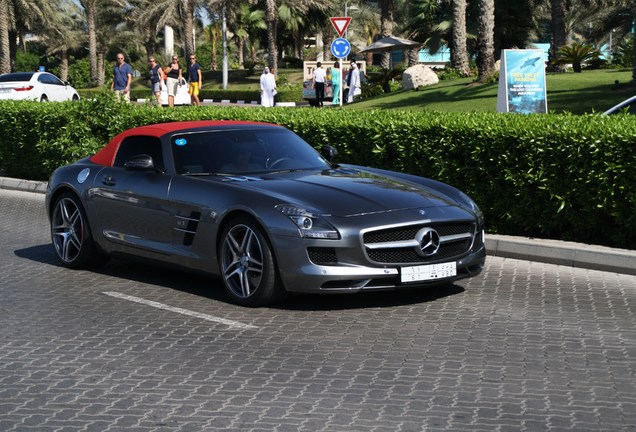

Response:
(330, 38), (351, 59)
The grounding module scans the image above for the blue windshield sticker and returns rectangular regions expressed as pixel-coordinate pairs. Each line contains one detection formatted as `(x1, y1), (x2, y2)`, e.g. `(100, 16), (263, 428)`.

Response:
(175, 138), (187, 146)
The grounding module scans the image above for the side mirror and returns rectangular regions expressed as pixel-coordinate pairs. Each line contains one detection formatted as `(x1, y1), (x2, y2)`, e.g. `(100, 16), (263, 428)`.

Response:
(124, 154), (157, 171)
(321, 145), (338, 162)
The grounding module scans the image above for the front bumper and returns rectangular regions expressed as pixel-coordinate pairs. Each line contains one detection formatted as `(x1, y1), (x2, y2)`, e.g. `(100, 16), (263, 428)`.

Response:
(272, 211), (487, 294)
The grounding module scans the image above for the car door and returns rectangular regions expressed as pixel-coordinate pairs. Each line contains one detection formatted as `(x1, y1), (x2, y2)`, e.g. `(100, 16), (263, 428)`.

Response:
(47, 74), (70, 101)
(87, 135), (175, 257)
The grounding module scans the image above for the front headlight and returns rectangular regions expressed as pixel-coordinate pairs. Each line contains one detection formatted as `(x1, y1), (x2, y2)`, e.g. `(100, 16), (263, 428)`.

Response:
(458, 192), (484, 226)
(276, 205), (340, 239)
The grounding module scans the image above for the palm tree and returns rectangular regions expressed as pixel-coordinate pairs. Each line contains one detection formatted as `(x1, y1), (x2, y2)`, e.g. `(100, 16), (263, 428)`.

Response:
(451, 0), (470, 75)
(379, 0), (394, 69)
(42, 0), (85, 81)
(232, 4), (266, 68)
(355, 3), (381, 65)
(265, 0), (278, 70)
(0, 0), (49, 74)
(204, 20), (222, 70)
(0, 0), (11, 74)
(557, 42), (601, 72)
(550, 0), (568, 71)
(476, 0), (495, 82)
(78, 0), (128, 86)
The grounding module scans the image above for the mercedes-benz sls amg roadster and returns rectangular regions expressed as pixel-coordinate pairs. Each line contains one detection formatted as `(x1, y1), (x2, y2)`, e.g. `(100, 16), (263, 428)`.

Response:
(46, 121), (486, 306)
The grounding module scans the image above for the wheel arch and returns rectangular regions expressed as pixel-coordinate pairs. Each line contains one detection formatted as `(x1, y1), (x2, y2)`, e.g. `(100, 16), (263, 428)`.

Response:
(216, 209), (269, 254)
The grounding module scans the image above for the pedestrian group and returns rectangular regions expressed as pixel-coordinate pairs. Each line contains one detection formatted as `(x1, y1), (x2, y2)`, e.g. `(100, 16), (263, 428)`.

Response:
(113, 53), (363, 107)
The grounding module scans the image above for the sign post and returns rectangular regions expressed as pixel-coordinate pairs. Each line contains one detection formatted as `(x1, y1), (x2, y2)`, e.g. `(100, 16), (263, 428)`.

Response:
(496, 49), (547, 113)
(329, 17), (352, 107)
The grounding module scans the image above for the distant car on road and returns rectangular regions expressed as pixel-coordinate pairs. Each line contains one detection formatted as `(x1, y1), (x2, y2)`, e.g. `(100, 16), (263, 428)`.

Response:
(160, 77), (191, 106)
(603, 95), (636, 115)
(0, 72), (80, 102)
(45, 121), (486, 306)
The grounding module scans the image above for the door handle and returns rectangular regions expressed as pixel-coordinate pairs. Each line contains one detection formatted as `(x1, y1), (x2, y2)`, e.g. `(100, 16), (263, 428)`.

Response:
(102, 175), (116, 186)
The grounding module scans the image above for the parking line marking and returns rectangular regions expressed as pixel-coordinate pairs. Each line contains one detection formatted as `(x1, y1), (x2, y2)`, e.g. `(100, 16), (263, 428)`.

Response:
(102, 291), (258, 330)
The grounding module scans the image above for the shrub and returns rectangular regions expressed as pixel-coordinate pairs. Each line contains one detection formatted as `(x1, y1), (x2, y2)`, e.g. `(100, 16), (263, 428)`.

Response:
(1, 101), (635, 249)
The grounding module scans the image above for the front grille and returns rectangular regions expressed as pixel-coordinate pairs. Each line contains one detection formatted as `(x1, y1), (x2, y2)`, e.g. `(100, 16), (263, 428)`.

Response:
(364, 223), (474, 264)
(363, 223), (471, 243)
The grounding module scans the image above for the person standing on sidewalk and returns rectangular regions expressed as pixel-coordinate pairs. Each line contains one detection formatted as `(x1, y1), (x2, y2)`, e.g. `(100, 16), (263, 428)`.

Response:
(112, 53), (132, 103)
(188, 54), (203, 106)
(260, 67), (277, 107)
(165, 55), (182, 108)
(346, 61), (361, 104)
(331, 61), (341, 105)
(148, 56), (164, 107)
(312, 62), (326, 107)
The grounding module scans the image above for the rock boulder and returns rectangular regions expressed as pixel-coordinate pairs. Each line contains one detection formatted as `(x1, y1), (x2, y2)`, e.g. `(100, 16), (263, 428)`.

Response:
(402, 64), (439, 90)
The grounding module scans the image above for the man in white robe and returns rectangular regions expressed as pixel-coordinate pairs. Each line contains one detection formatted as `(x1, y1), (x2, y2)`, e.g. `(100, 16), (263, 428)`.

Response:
(347, 62), (361, 104)
(260, 67), (277, 107)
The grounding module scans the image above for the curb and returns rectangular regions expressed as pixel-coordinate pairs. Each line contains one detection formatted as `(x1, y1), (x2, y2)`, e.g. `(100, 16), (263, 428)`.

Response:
(1, 176), (634, 276)
(486, 234), (636, 276)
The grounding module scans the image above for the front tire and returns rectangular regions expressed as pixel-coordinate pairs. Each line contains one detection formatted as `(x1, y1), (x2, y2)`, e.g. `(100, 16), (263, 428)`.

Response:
(50, 192), (107, 268)
(219, 216), (286, 306)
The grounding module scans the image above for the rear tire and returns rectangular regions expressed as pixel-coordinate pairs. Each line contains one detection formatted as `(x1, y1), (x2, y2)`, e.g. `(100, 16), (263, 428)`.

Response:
(219, 216), (286, 307)
(40, 94), (48, 102)
(50, 192), (108, 268)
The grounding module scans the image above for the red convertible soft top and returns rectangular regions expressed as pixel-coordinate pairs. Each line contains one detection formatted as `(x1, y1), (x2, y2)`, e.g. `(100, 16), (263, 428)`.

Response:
(89, 120), (277, 167)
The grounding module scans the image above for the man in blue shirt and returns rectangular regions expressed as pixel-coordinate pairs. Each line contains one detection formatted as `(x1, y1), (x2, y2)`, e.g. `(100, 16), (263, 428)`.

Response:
(111, 52), (133, 102)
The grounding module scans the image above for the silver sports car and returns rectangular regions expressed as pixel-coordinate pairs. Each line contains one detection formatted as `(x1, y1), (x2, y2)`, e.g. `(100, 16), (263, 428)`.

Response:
(46, 121), (486, 306)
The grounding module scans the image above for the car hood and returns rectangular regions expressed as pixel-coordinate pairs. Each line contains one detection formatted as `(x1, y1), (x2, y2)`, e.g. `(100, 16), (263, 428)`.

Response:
(221, 168), (463, 217)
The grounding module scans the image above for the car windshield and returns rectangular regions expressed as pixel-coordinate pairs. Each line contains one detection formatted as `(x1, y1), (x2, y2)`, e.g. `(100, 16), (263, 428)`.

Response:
(0, 72), (34, 82)
(171, 127), (331, 175)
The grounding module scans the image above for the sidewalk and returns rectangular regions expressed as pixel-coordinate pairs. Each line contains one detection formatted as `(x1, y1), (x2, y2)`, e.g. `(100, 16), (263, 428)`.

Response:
(2, 176), (634, 276)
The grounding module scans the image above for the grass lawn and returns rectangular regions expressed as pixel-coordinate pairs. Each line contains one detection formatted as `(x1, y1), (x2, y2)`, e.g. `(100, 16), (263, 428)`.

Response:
(130, 66), (636, 114)
(350, 69), (636, 114)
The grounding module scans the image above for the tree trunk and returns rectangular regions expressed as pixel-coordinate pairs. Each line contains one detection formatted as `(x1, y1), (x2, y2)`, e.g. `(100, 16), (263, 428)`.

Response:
(266, 0), (277, 71)
(211, 32), (218, 70)
(0, 1), (10, 75)
(9, 29), (16, 72)
(97, 50), (105, 87)
(183, 0), (195, 61)
(86, 1), (98, 86)
(451, 0), (470, 75)
(632, 1), (636, 83)
(322, 29), (333, 61)
(550, 0), (567, 72)
(59, 50), (69, 81)
(407, 48), (419, 66)
(238, 37), (244, 69)
(380, 0), (394, 69)
(477, 0), (495, 83)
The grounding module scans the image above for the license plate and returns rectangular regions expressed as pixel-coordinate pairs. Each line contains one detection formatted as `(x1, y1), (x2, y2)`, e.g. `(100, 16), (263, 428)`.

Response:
(401, 261), (457, 283)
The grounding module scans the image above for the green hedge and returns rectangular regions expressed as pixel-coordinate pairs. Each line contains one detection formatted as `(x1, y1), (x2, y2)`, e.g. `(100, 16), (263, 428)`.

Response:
(1, 96), (635, 249)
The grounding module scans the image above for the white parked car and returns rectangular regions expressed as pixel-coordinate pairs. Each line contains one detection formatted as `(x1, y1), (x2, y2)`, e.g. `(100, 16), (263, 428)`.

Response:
(160, 77), (191, 106)
(0, 72), (80, 102)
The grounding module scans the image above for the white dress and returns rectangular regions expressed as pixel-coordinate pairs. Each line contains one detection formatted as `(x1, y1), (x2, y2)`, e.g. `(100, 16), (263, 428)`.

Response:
(260, 73), (277, 107)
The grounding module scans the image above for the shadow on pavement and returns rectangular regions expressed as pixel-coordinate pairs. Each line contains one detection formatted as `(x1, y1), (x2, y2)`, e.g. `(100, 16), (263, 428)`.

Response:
(15, 244), (465, 309)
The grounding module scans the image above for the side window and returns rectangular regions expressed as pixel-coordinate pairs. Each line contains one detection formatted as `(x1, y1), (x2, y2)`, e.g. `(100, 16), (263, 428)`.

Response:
(114, 136), (164, 172)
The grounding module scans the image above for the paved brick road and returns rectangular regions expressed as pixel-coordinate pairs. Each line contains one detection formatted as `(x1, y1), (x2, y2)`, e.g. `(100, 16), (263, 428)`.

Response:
(1, 188), (635, 431)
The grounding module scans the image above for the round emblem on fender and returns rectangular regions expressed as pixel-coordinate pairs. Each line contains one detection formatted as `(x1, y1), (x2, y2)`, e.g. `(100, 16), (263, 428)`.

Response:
(77, 168), (90, 184)
(415, 227), (440, 257)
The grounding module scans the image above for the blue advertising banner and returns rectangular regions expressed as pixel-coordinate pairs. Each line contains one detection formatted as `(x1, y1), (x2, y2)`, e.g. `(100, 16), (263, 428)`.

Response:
(496, 49), (547, 113)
